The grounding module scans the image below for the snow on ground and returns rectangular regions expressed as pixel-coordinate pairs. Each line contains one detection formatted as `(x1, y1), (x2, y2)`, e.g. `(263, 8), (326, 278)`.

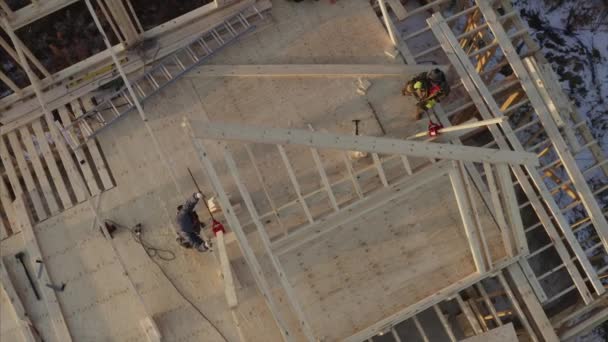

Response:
(512, 1), (608, 340)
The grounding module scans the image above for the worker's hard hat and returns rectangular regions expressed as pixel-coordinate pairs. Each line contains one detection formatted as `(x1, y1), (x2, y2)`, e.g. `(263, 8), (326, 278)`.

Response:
(428, 68), (443, 82)
(414, 81), (423, 90)
(425, 99), (437, 109)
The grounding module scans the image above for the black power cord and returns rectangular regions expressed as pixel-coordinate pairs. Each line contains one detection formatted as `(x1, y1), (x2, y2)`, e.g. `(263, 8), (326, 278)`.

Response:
(104, 220), (229, 342)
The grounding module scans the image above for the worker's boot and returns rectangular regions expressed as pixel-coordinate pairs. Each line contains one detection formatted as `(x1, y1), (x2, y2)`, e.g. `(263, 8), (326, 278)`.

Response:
(197, 240), (213, 252)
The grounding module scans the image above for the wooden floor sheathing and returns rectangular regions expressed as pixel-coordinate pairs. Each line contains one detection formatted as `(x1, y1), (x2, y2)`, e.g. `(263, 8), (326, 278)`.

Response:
(1, 1), (511, 341)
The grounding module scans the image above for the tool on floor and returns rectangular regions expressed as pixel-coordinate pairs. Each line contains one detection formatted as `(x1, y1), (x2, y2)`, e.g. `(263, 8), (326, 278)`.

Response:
(349, 119), (368, 160)
(46, 283), (66, 292)
(36, 259), (43, 279)
(15, 252), (41, 300)
(187, 168), (226, 236)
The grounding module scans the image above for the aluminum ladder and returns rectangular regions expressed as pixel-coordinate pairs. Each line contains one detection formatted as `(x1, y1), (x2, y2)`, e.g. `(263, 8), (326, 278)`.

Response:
(63, 5), (263, 149)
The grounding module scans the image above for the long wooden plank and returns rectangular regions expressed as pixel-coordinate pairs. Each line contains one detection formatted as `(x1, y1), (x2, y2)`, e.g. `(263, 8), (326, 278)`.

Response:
(0, 70), (20, 94)
(507, 263), (559, 342)
(30, 120), (73, 209)
(182, 64), (448, 78)
(0, 259), (38, 342)
(42, 116), (89, 203)
(0, 179), (18, 234)
(56, 106), (100, 196)
(222, 144), (317, 341)
(0, 136), (24, 199)
(0, 34), (50, 78)
(215, 231), (238, 308)
(475, 283), (502, 327)
(19, 125), (60, 215)
(429, 13), (600, 301)
(483, 163), (513, 257)
(191, 121), (539, 166)
(496, 164), (528, 255)
(496, 273), (538, 342)
(76, 99), (114, 191)
(6, 131), (47, 220)
(386, 0), (407, 20)
(434, 305), (457, 342)
(413, 316), (430, 342)
(190, 135), (295, 342)
(277, 145), (315, 224)
(518, 259), (548, 303)
(456, 293), (484, 335)
(449, 164), (486, 273)
(13, 196), (73, 342)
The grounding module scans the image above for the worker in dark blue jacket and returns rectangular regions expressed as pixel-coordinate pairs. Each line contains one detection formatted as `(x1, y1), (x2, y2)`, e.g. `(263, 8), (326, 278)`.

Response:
(175, 192), (212, 252)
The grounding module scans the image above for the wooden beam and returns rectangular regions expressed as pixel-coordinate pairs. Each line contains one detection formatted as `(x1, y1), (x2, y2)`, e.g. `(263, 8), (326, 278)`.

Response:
(0, 70), (20, 94)
(497, 272), (538, 342)
(386, 0), (407, 20)
(506, 263), (559, 342)
(186, 121), (295, 342)
(222, 144), (317, 341)
(483, 163), (513, 257)
(102, 0), (140, 46)
(434, 305), (457, 342)
(181, 64), (450, 78)
(456, 294), (484, 335)
(5, 0), (79, 29)
(277, 145), (314, 224)
(0, 0), (14, 18)
(0, 28), (50, 78)
(190, 121), (539, 166)
(13, 196), (72, 341)
(78, 98), (115, 190)
(475, 283), (502, 327)
(410, 117), (507, 139)
(413, 316), (430, 342)
(18, 125), (60, 215)
(449, 163), (486, 273)
(0, 259), (39, 342)
(215, 230), (238, 308)
(272, 161), (451, 256)
(460, 323), (518, 342)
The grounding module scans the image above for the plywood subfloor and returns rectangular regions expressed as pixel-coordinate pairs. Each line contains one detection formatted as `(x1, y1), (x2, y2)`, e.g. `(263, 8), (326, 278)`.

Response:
(279, 173), (505, 341)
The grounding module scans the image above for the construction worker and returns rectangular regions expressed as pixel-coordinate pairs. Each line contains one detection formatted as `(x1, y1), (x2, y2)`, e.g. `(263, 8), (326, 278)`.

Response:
(402, 68), (450, 120)
(175, 193), (212, 252)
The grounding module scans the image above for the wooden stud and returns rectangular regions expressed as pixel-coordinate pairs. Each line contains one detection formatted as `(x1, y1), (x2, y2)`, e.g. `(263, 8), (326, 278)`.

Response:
(518, 260), (548, 303)
(413, 316), (430, 342)
(428, 13), (601, 300)
(0, 33), (50, 79)
(434, 305), (457, 342)
(0, 135), (24, 200)
(222, 144), (317, 342)
(18, 125), (60, 215)
(0, 70), (21, 94)
(496, 273), (538, 342)
(483, 162), (513, 257)
(30, 120), (73, 209)
(188, 130), (295, 342)
(189, 121), (539, 167)
(475, 284), (502, 327)
(495, 164), (526, 255)
(277, 145), (314, 224)
(307, 126), (339, 211)
(341, 152), (364, 199)
(456, 294), (484, 335)
(13, 196), (73, 341)
(77, 98), (114, 190)
(215, 230), (238, 308)
(96, 0), (125, 45)
(449, 163), (486, 273)
(0, 259), (38, 342)
(460, 162), (492, 268)
(56, 106), (100, 196)
(244, 144), (288, 236)
(386, 0), (407, 20)
(507, 264), (559, 341)
(0, 0), (13, 17)
(372, 153), (389, 187)
(101, 0), (140, 45)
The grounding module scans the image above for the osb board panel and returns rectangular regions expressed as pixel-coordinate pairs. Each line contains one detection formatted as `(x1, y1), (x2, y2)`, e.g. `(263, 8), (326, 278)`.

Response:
(279, 174), (499, 341)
